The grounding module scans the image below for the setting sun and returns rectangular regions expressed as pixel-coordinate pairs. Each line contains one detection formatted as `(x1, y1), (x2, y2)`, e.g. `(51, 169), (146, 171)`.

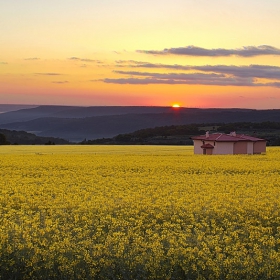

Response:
(172, 104), (180, 108)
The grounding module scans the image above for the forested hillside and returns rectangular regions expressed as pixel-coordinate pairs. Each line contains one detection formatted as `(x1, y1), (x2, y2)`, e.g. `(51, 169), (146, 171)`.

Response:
(1, 106), (280, 141)
(0, 129), (69, 145)
(83, 122), (280, 146)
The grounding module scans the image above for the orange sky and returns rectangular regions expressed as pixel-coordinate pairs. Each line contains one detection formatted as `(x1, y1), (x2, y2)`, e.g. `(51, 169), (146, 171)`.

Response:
(1, 0), (280, 108)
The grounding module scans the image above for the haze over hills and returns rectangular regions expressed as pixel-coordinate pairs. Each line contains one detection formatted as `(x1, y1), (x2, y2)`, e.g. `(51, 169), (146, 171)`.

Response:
(0, 104), (38, 114)
(1, 105), (280, 142)
(0, 105), (178, 124)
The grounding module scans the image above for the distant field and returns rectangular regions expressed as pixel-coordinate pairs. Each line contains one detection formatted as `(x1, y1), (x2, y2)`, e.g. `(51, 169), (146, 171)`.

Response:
(0, 145), (280, 279)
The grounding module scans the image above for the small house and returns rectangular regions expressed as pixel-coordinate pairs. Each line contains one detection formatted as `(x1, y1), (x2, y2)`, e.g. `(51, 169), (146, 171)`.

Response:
(191, 132), (266, 155)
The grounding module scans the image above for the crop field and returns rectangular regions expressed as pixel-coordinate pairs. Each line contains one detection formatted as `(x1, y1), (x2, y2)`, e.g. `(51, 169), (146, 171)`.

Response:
(0, 145), (280, 279)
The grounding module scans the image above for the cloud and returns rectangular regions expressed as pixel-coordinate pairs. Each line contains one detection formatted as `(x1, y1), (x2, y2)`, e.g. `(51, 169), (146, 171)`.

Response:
(192, 65), (280, 79)
(116, 60), (187, 70)
(68, 57), (103, 63)
(103, 59), (280, 87)
(102, 66), (280, 87)
(34, 73), (62, 76)
(52, 81), (69, 84)
(103, 78), (195, 84)
(114, 70), (227, 80)
(24, 57), (40, 61)
(0, 62), (8, 65)
(263, 82), (280, 88)
(114, 61), (280, 80)
(103, 77), (255, 86)
(137, 45), (280, 57)
(115, 61), (194, 73)
(104, 71), (255, 86)
(115, 60), (148, 65)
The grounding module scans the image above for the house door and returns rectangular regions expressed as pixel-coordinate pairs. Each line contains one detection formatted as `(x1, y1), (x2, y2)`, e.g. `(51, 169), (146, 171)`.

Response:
(203, 148), (206, 155)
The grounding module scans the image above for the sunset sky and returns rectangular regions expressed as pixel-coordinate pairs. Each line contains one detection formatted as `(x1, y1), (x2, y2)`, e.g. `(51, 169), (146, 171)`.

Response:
(1, 0), (280, 108)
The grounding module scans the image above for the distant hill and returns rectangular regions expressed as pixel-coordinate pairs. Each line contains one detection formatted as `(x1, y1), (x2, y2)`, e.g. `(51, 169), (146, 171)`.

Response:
(0, 105), (177, 125)
(0, 104), (38, 114)
(0, 129), (69, 145)
(1, 105), (280, 142)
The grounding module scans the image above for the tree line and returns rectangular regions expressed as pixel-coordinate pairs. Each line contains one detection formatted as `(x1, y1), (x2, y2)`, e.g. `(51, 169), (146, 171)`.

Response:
(82, 121), (280, 146)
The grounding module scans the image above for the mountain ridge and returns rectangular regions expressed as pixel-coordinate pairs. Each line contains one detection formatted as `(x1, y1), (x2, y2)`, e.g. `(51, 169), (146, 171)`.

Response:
(1, 106), (280, 142)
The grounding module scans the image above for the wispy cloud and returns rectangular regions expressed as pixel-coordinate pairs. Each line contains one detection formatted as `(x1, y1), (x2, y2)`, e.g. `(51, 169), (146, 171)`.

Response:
(114, 61), (280, 80)
(0, 62), (8, 65)
(102, 63), (280, 87)
(137, 45), (280, 57)
(103, 76), (280, 87)
(114, 70), (227, 80)
(24, 57), (40, 61)
(265, 82), (280, 88)
(191, 65), (280, 79)
(116, 61), (192, 70)
(104, 72), (255, 86)
(103, 78), (180, 84)
(68, 57), (103, 63)
(34, 73), (63, 76)
(115, 60), (183, 69)
(52, 81), (69, 84)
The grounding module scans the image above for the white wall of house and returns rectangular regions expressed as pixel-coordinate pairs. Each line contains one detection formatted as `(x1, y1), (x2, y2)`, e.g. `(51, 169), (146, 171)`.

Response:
(193, 140), (203, 154)
(193, 140), (217, 154)
(247, 142), (254, 154)
(253, 141), (266, 154)
(233, 141), (248, 154)
(192, 136), (266, 155)
(215, 142), (234, 154)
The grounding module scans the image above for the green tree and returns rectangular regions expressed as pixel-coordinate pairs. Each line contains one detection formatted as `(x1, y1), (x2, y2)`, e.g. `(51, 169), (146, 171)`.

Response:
(0, 133), (9, 145)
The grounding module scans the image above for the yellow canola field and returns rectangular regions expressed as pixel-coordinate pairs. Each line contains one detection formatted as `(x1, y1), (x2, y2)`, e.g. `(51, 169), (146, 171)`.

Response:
(0, 145), (280, 279)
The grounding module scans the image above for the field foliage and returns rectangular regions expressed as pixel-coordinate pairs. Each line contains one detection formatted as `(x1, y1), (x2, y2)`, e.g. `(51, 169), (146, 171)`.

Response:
(0, 146), (280, 279)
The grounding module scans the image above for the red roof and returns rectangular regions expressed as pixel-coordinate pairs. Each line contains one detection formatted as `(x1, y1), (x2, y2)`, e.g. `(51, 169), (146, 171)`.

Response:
(192, 133), (265, 142)
(201, 143), (214, 149)
(237, 134), (266, 141)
